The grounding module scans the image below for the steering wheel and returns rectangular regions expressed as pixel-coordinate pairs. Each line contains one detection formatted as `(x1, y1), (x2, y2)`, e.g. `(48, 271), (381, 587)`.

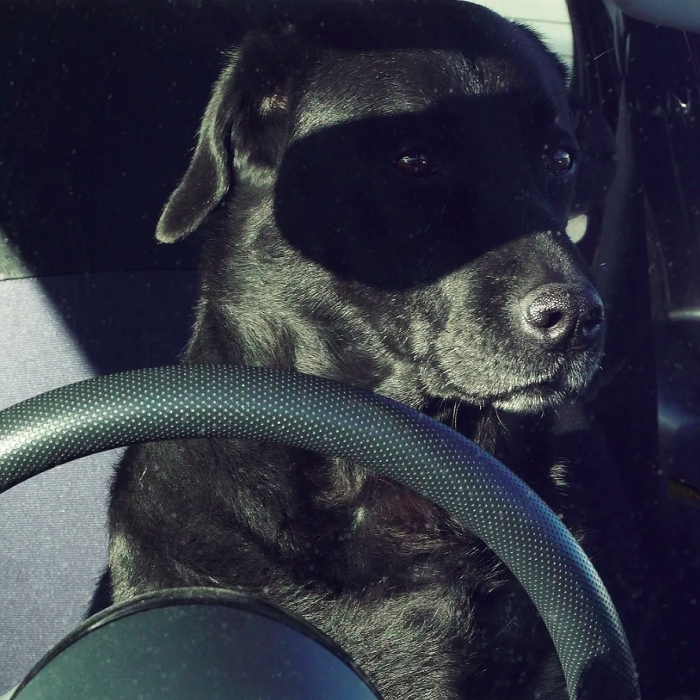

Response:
(0, 365), (641, 700)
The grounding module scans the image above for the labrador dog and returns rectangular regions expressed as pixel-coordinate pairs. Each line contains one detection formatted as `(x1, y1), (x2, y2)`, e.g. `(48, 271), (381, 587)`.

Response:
(108, 1), (605, 697)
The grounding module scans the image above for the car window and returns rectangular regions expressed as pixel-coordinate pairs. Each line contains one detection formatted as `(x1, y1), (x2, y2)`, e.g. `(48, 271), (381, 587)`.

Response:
(477, 0), (573, 69)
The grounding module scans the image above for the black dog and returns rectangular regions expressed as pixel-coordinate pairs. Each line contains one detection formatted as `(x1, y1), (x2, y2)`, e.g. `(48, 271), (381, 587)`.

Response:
(108, 1), (605, 697)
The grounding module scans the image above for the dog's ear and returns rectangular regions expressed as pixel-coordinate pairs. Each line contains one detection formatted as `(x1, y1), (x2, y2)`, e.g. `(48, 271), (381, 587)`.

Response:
(156, 23), (301, 243)
(155, 65), (238, 243)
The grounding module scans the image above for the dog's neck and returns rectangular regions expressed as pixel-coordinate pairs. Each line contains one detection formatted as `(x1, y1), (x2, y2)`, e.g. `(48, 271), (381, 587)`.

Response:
(184, 230), (436, 411)
(185, 296), (427, 402)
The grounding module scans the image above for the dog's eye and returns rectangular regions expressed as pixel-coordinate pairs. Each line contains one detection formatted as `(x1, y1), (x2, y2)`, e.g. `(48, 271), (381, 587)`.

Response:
(395, 151), (433, 176)
(545, 148), (575, 173)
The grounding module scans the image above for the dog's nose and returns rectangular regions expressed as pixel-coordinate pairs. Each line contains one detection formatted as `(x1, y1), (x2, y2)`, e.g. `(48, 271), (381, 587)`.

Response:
(520, 283), (603, 352)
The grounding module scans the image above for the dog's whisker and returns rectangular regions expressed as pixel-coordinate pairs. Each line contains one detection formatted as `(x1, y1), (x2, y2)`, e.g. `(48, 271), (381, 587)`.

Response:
(494, 407), (508, 434)
(451, 400), (460, 431)
(485, 613), (518, 645)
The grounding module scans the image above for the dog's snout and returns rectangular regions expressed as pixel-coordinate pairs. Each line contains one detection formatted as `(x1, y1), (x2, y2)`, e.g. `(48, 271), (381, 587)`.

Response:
(520, 283), (604, 352)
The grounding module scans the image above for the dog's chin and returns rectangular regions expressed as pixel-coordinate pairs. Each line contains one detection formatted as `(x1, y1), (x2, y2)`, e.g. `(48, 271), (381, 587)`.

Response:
(489, 383), (571, 414)
(452, 351), (602, 414)
(464, 361), (602, 415)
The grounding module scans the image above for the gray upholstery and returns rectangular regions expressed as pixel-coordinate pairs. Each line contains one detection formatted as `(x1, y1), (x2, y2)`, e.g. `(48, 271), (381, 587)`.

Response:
(0, 272), (196, 693)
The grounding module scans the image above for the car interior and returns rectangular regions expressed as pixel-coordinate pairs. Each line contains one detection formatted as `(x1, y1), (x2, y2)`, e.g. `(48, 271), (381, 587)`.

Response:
(0, 0), (699, 698)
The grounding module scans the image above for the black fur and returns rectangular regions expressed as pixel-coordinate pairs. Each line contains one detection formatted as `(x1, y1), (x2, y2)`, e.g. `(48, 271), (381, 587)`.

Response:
(108, 1), (605, 698)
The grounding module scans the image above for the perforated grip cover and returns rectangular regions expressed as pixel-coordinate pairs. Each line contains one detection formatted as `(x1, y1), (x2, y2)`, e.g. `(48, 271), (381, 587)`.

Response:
(0, 365), (640, 700)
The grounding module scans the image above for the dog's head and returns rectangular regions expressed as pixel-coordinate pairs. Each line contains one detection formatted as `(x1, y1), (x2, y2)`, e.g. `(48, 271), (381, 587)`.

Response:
(157, 0), (605, 414)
